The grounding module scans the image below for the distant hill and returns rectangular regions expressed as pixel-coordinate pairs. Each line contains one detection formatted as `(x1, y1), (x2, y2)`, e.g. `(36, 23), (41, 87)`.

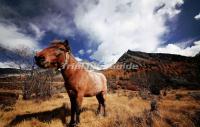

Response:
(195, 52), (200, 59)
(103, 50), (200, 91)
(0, 68), (23, 76)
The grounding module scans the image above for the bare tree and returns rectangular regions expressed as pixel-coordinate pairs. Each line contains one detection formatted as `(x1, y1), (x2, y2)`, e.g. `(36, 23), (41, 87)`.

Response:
(5, 46), (55, 100)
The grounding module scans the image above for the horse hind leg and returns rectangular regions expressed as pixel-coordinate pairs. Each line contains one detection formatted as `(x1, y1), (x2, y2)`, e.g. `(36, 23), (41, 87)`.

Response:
(101, 92), (107, 117)
(96, 92), (107, 116)
(96, 93), (102, 115)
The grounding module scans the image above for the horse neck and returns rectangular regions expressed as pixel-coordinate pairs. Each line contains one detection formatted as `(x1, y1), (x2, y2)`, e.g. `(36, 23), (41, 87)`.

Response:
(61, 53), (84, 82)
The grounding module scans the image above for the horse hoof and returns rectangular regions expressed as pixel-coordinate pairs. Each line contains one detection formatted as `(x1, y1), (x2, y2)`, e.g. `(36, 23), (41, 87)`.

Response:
(103, 113), (107, 117)
(68, 124), (76, 127)
(96, 114), (101, 117)
(76, 120), (80, 125)
(68, 122), (77, 127)
(95, 111), (100, 116)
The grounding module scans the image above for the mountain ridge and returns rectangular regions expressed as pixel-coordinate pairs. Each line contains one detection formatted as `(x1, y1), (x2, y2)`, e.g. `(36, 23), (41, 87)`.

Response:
(103, 50), (200, 91)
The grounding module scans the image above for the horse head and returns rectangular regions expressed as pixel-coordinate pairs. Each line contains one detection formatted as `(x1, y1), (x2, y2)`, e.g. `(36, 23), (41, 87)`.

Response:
(35, 39), (71, 69)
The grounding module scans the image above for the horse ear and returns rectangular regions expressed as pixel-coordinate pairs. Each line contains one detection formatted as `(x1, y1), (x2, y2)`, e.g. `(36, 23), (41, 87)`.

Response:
(64, 39), (69, 45)
(64, 39), (71, 52)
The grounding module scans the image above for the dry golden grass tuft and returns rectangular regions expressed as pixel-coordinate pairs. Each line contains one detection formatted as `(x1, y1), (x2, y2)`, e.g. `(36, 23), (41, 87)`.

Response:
(0, 90), (199, 127)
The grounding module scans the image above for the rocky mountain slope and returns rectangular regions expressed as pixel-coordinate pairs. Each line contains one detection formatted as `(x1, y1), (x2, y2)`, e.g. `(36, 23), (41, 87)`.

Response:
(103, 50), (200, 91)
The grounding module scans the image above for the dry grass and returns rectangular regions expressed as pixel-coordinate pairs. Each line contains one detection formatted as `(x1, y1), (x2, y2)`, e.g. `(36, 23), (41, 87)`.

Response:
(0, 90), (199, 127)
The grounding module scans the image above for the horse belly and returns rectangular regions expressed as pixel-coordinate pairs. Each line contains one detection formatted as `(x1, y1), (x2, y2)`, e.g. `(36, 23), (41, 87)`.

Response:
(84, 72), (104, 97)
(84, 83), (102, 97)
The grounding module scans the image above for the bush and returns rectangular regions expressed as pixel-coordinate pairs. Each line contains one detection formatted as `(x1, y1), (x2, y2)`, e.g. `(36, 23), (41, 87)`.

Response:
(175, 94), (183, 100)
(149, 84), (161, 95)
(23, 69), (55, 100)
(150, 100), (158, 111)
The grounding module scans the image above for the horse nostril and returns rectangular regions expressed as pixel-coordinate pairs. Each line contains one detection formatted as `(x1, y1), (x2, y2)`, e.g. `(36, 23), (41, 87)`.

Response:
(35, 56), (45, 62)
(34, 56), (38, 62)
(34, 56), (38, 60)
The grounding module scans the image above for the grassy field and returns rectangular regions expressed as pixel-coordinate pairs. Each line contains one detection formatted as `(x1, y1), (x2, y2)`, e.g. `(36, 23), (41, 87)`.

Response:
(0, 90), (200, 127)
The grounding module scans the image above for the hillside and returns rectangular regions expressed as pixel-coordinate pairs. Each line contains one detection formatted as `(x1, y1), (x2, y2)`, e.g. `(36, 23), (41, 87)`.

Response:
(103, 50), (200, 91)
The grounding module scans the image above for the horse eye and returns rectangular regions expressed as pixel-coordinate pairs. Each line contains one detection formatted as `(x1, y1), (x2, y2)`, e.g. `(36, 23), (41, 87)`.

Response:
(58, 48), (66, 51)
(56, 53), (61, 57)
(56, 52), (62, 57)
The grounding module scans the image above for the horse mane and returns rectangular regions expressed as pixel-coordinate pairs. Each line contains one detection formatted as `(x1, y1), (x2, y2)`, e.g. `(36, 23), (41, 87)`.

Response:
(50, 39), (71, 52)
(50, 39), (65, 46)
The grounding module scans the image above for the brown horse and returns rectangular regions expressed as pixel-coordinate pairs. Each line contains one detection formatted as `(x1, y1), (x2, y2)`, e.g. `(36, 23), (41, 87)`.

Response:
(34, 39), (107, 126)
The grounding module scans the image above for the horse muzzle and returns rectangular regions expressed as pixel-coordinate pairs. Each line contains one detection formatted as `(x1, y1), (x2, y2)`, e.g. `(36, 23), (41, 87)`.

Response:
(34, 56), (48, 68)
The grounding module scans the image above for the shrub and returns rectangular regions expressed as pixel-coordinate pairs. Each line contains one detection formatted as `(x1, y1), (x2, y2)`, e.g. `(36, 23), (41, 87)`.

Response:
(175, 94), (183, 100)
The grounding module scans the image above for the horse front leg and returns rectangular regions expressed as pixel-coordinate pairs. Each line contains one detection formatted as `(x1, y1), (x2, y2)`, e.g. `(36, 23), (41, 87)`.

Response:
(75, 94), (83, 124)
(68, 93), (76, 127)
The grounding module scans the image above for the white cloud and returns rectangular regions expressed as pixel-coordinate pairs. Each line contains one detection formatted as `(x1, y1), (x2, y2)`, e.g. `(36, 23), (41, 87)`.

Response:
(0, 61), (17, 68)
(74, 0), (184, 67)
(75, 56), (82, 61)
(78, 49), (85, 55)
(156, 40), (200, 56)
(0, 23), (39, 51)
(40, 14), (74, 37)
(86, 49), (92, 54)
(29, 23), (45, 40)
(0, 61), (26, 68)
(0, 23), (39, 68)
(194, 12), (200, 20)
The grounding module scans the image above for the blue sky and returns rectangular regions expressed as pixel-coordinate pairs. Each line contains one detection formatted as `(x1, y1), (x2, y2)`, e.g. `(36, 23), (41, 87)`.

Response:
(0, 0), (200, 68)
